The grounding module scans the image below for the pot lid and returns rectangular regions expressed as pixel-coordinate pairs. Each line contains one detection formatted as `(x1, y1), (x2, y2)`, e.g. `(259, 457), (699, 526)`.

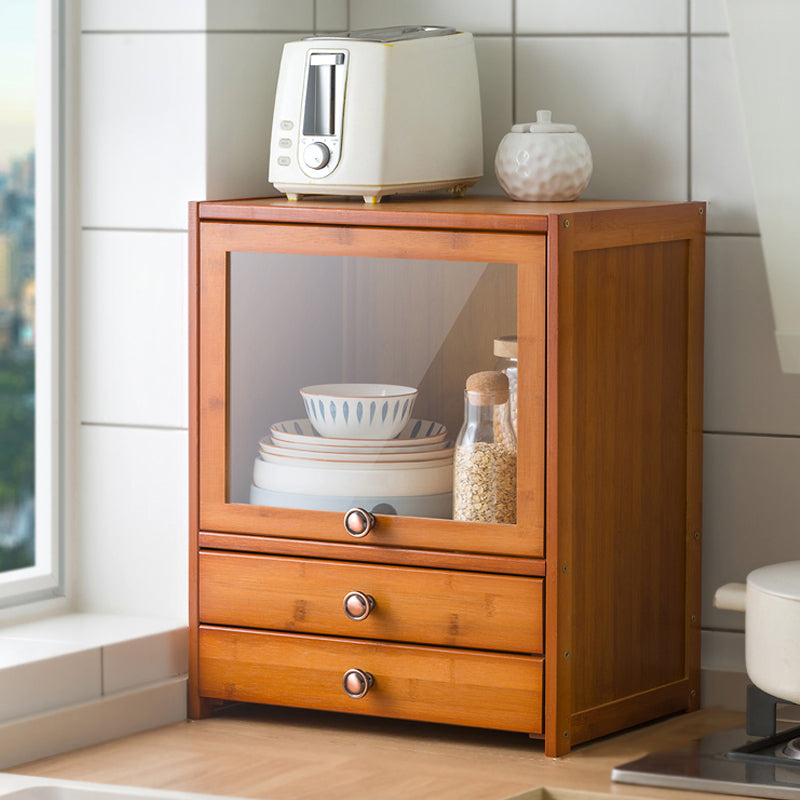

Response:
(748, 560), (800, 601)
(511, 109), (578, 134)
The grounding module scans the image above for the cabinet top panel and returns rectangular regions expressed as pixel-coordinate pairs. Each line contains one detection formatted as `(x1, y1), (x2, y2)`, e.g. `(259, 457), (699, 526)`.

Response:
(194, 195), (704, 233)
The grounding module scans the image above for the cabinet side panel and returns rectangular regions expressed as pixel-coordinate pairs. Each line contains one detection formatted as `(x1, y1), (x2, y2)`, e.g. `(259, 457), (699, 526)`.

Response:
(567, 240), (690, 713)
(188, 202), (206, 719)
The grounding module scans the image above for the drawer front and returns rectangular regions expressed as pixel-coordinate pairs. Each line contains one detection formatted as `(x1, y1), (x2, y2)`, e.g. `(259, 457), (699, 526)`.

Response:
(199, 551), (543, 654)
(198, 626), (543, 734)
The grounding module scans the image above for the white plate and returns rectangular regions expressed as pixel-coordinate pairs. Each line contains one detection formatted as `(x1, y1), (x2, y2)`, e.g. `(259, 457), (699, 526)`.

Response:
(265, 435), (450, 455)
(252, 457), (454, 496)
(258, 449), (453, 470)
(259, 441), (454, 464)
(269, 418), (447, 449)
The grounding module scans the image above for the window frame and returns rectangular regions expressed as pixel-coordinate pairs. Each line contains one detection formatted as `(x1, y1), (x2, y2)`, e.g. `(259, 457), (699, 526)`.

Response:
(0, 0), (66, 607)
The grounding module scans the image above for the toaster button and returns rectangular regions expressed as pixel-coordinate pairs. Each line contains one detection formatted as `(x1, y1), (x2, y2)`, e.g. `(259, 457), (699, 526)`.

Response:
(278, 138), (292, 148)
(279, 120), (294, 131)
(277, 156), (291, 166)
(303, 142), (331, 170)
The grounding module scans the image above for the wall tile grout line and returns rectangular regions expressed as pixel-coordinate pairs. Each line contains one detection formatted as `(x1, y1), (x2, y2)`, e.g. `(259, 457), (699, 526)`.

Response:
(82, 227), (188, 234)
(687, 0), (692, 202)
(80, 30), (730, 39)
(704, 430), (800, 440)
(80, 422), (189, 432)
(81, 30), (313, 36)
(511, 0), (516, 124)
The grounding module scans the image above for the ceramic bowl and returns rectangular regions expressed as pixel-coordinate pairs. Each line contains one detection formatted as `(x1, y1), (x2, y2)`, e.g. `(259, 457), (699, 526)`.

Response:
(252, 456), (453, 496)
(249, 484), (453, 519)
(300, 383), (418, 439)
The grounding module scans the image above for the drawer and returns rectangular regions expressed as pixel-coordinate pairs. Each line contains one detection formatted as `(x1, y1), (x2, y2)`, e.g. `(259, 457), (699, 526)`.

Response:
(199, 551), (543, 653)
(198, 625), (543, 734)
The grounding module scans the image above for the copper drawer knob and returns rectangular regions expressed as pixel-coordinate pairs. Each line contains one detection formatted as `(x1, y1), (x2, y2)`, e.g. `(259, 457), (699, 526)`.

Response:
(343, 507), (375, 538)
(343, 591), (375, 621)
(343, 668), (374, 699)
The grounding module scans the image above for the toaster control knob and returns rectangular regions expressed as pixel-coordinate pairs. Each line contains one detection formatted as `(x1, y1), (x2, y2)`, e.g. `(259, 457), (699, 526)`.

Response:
(303, 142), (330, 170)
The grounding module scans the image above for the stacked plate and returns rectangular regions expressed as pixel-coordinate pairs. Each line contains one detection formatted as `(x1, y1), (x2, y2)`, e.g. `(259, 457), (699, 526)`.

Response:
(249, 417), (454, 518)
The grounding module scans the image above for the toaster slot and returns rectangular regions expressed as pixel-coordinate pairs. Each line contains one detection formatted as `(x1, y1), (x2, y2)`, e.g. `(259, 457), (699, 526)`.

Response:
(303, 53), (344, 137)
(307, 63), (333, 135)
(299, 51), (347, 177)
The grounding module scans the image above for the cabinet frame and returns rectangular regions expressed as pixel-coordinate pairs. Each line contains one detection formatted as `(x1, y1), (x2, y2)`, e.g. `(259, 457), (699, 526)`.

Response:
(189, 196), (705, 757)
(197, 221), (546, 559)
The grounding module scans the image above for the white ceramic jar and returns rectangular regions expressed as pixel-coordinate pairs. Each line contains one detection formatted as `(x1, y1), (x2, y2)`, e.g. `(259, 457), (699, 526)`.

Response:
(494, 110), (593, 202)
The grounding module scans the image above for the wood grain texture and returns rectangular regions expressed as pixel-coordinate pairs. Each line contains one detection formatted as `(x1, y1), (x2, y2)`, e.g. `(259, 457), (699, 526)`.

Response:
(544, 212), (572, 756)
(199, 503), (546, 559)
(189, 196), (706, 755)
(9, 707), (746, 800)
(545, 202), (706, 753)
(198, 626), (543, 734)
(198, 532), (547, 576)
(188, 201), (213, 720)
(197, 194), (700, 233)
(568, 240), (690, 710)
(199, 551), (543, 653)
(198, 220), (546, 558)
(684, 231), (706, 712)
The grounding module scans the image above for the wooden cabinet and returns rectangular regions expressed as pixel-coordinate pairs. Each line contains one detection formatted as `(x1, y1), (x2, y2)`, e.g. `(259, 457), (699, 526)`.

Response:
(189, 196), (705, 756)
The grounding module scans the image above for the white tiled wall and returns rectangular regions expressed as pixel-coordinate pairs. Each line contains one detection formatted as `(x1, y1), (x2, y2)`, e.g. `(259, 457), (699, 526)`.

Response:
(77, 0), (800, 699)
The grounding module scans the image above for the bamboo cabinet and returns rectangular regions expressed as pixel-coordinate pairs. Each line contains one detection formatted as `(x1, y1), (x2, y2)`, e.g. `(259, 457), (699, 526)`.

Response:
(188, 196), (705, 757)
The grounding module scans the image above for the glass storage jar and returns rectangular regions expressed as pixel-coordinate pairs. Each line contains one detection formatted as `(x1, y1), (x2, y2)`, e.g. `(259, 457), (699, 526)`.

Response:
(493, 335), (518, 435)
(453, 371), (517, 524)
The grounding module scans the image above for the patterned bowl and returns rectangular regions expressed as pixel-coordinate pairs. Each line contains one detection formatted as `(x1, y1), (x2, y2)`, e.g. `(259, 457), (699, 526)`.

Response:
(300, 383), (418, 439)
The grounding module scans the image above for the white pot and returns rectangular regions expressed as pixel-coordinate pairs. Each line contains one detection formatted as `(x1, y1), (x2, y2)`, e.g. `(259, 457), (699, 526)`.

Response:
(714, 560), (800, 703)
(494, 109), (593, 202)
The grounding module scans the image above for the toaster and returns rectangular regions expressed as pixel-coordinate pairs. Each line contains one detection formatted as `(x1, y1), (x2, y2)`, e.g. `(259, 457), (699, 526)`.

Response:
(268, 25), (483, 204)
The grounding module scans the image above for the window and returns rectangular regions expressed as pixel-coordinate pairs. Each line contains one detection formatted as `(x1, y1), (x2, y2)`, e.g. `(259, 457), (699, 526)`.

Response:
(0, 0), (63, 606)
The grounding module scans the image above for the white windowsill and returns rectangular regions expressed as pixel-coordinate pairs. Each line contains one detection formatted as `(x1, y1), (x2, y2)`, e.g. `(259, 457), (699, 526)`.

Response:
(0, 613), (188, 769)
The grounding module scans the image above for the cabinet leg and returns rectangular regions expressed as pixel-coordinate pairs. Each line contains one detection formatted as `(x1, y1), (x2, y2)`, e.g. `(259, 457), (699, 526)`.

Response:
(189, 694), (227, 720)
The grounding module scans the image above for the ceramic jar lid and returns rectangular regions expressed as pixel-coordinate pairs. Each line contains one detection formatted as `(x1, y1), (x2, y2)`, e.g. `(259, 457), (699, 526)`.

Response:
(510, 109), (577, 134)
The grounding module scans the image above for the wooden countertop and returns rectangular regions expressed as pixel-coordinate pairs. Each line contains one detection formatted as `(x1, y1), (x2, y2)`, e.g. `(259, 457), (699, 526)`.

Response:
(7, 706), (749, 800)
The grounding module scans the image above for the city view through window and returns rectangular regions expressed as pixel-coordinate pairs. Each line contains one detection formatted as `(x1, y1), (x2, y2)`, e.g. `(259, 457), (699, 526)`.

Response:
(0, 0), (36, 573)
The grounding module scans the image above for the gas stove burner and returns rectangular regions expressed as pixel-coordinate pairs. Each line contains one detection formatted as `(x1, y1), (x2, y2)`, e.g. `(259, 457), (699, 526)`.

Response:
(728, 724), (800, 766)
(785, 738), (800, 761)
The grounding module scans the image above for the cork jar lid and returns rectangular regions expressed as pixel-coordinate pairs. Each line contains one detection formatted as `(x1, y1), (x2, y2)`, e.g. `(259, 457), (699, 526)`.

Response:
(493, 335), (518, 359)
(466, 370), (509, 405)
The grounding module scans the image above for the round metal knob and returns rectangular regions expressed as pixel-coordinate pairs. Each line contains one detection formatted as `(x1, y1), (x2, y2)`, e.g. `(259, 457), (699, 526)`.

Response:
(343, 508), (376, 538)
(303, 141), (330, 170)
(343, 591), (375, 621)
(342, 668), (374, 699)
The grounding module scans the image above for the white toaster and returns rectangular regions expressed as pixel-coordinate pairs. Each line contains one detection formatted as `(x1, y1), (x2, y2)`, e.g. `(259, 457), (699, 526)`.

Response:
(268, 25), (483, 204)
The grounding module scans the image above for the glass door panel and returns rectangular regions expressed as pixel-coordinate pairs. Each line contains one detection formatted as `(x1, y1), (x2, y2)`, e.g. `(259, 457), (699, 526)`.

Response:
(228, 252), (517, 524)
